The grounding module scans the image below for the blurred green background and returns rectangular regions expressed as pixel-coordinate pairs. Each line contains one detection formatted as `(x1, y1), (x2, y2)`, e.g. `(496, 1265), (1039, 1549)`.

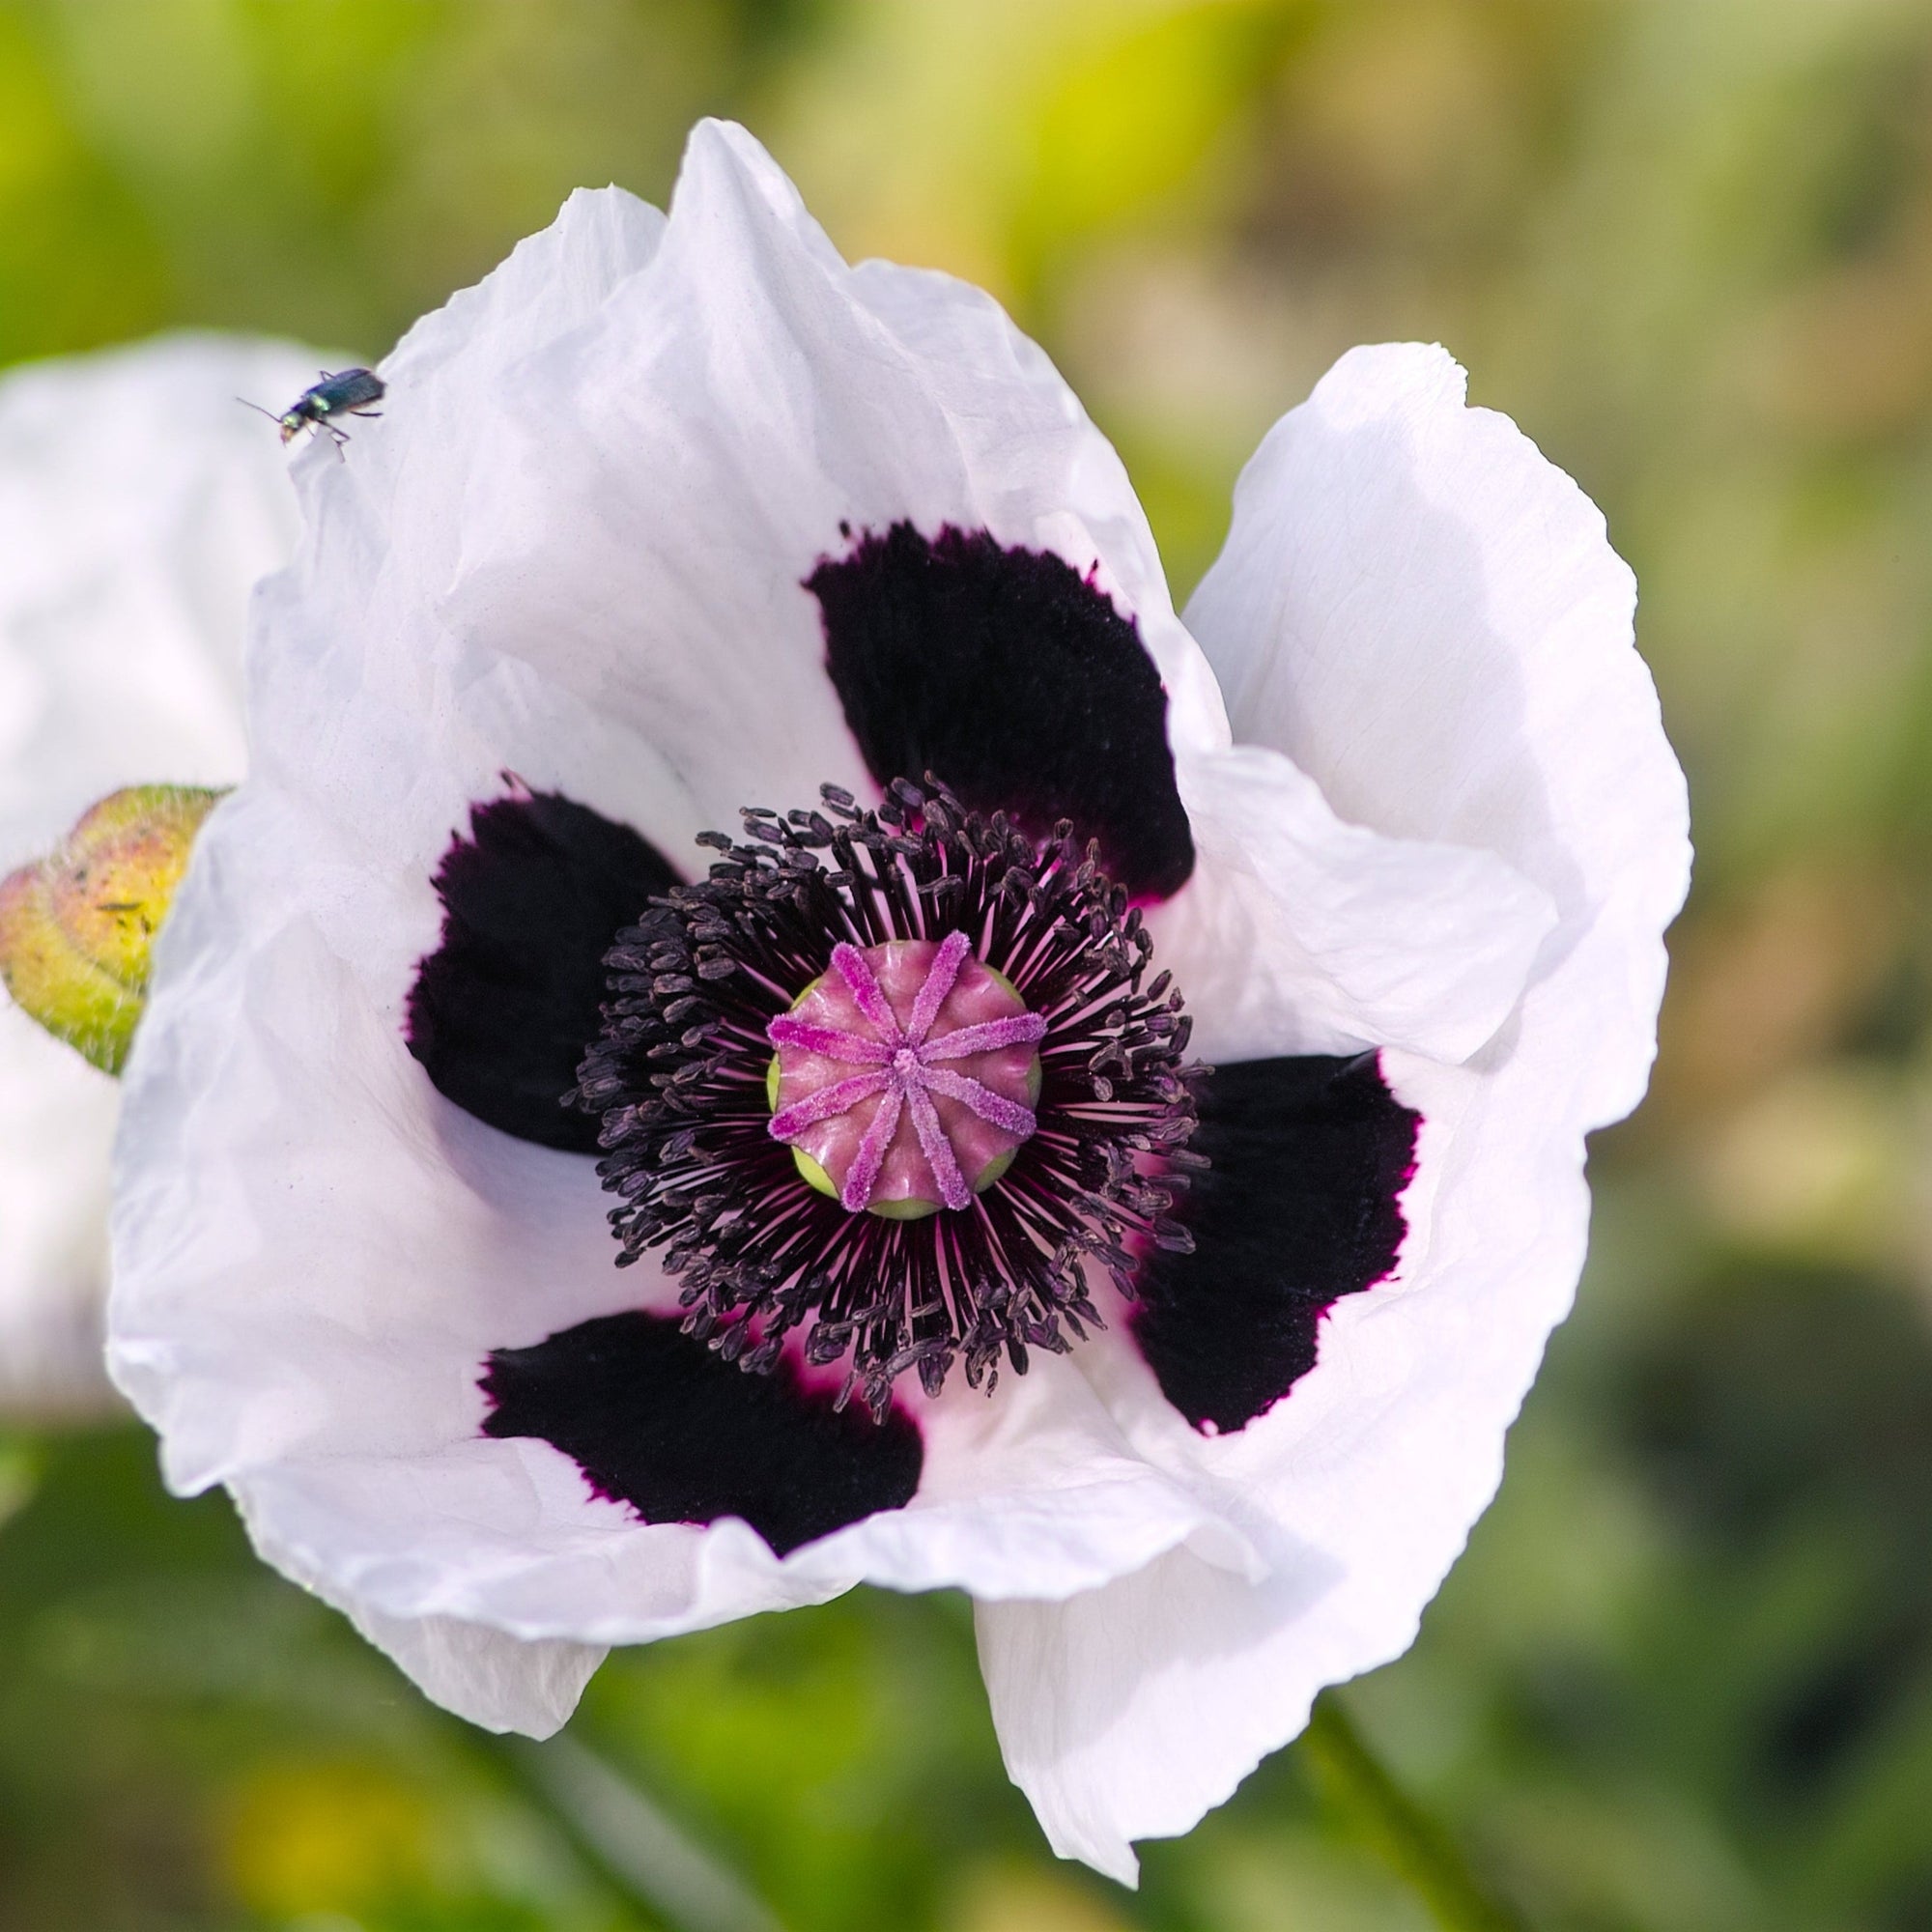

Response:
(5, 0), (1932, 1926)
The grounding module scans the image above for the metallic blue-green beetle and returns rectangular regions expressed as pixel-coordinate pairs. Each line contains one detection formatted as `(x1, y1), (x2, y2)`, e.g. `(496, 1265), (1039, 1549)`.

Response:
(244, 367), (385, 446)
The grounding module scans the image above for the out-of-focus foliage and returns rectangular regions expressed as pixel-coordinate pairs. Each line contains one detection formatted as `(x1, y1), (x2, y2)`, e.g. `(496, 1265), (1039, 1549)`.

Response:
(4, 0), (1932, 1926)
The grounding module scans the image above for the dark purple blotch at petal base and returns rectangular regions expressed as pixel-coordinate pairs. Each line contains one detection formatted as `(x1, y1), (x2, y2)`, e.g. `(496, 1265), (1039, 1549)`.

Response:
(482, 1312), (923, 1556)
(408, 791), (679, 1154)
(1134, 1053), (1420, 1435)
(807, 523), (1195, 901)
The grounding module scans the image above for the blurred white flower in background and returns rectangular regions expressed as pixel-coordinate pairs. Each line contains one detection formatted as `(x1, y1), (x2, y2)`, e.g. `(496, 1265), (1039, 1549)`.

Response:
(0, 333), (322, 1415)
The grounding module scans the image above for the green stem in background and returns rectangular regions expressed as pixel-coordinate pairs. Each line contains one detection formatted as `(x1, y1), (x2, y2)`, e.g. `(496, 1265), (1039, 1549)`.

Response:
(1302, 1692), (1529, 1932)
(479, 1730), (787, 1932)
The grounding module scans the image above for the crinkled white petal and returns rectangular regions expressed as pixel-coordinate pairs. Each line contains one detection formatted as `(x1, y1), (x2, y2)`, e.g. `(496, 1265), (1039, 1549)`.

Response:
(1185, 344), (1687, 1118)
(977, 345), (1690, 1879)
(232, 1481), (606, 1736)
(0, 333), (318, 1415)
(1153, 744), (1556, 1065)
(263, 121), (1226, 884)
(338, 1604), (605, 1738)
(111, 129), (1263, 1736)
(840, 252), (1229, 759)
(977, 1545), (1336, 1888)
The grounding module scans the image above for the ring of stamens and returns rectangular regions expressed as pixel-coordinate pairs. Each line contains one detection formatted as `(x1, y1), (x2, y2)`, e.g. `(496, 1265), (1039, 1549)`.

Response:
(570, 776), (1206, 1416)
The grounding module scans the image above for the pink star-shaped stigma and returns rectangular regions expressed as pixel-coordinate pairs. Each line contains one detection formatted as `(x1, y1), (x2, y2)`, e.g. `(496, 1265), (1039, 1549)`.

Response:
(766, 929), (1048, 1213)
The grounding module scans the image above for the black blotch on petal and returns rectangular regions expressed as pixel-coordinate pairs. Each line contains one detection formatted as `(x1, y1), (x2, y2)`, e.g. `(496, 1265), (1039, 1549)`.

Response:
(407, 790), (679, 1152)
(482, 1312), (923, 1555)
(806, 522), (1195, 900)
(1134, 1053), (1421, 1435)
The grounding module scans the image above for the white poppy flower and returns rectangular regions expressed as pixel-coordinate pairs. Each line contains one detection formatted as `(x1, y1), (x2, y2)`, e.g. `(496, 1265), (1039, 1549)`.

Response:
(106, 124), (1689, 1879)
(0, 333), (321, 1416)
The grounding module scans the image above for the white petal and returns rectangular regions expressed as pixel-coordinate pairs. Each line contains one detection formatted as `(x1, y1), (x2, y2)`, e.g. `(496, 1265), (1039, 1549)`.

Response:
(977, 346), (1690, 1874)
(841, 250), (1228, 757)
(1153, 744), (1556, 1064)
(251, 185), (681, 875)
(1185, 342), (1689, 1118)
(790, 1362), (1259, 1605)
(337, 1603), (604, 1738)
(233, 1479), (606, 1736)
(0, 333), (320, 1415)
(977, 1546), (1333, 1886)
(272, 121), (1220, 879)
